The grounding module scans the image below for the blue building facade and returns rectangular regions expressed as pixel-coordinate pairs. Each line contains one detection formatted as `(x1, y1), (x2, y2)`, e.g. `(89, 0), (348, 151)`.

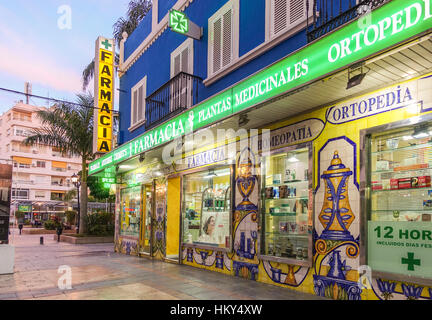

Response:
(118, 0), (327, 144)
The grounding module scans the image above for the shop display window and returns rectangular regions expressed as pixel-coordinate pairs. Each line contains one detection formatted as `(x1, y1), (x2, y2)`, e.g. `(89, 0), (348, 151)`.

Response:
(367, 123), (432, 279)
(182, 167), (232, 248)
(120, 186), (141, 237)
(260, 147), (311, 263)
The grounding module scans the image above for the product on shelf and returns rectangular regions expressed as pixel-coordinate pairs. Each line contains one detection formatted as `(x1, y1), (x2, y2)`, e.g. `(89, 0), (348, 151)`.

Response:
(387, 176), (431, 190)
(394, 163), (428, 171)
(390, 179), (399, 189)
(376, 160), (389, 171)
(418, 176), (431, 188)
(265, 187), (273, 199)
(372, 181), (383, 190)
(279, 185), (288, 198)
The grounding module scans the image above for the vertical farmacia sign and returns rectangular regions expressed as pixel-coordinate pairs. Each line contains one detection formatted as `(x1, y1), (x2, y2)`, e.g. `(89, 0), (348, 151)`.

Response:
(93, 37), (115, 154)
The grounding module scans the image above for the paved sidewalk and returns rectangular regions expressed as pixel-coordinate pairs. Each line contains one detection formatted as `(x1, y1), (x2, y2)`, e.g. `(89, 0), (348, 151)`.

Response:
(0, 230), (325, 300)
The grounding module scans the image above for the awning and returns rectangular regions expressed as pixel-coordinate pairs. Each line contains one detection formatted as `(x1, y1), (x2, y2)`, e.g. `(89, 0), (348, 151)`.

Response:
(13, 156), (32, 165)
(52, 161), (67, 169)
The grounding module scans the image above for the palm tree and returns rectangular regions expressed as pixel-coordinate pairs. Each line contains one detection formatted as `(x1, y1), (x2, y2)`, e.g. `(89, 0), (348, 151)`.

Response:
(82, 0), (152, 90)
(24, 93), (94, 234)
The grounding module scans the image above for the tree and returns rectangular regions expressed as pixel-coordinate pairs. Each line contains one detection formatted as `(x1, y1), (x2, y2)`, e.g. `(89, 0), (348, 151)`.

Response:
(24, 93), (94, 234)
(15, 211), (25, 223)
(87, 176), (110, 201)
(113, 0), (152, 48)
(87, 176), (115, 213)
(82, 0), (152, 90)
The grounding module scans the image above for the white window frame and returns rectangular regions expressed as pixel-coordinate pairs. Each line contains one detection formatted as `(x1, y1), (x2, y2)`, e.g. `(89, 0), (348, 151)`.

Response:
(170, 38), (194, 111)
(207, 0), (240, 78)
(12, 188), (29, 200)
(170, 38), (194, 78)
(129, 76), (147, 131)
(35, 191), (46, 199)
(265, 0), (313, 42)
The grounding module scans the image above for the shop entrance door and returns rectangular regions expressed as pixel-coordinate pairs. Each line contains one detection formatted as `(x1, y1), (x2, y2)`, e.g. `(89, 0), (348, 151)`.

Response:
(165, 177), (181, 263)
(139, 184), (153, 255)
(151, 180), (167, 260)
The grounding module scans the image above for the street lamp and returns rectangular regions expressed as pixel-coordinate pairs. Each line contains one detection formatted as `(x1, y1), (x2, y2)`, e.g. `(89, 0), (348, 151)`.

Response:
(71, 173), (81, 233)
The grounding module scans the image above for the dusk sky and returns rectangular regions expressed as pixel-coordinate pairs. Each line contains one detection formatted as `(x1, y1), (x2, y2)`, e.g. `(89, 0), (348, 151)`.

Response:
(0, 0), (130, 113)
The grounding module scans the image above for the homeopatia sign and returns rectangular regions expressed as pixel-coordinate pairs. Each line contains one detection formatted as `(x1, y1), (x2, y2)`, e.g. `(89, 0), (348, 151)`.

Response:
(89, 0), (432, 175)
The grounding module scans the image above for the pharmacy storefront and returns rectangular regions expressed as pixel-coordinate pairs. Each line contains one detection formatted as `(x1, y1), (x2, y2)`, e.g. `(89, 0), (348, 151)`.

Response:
(89, 0), (432, 299)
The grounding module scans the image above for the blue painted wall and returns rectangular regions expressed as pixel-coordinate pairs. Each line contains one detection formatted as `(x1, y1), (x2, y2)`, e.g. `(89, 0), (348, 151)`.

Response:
(239, 0), (265, 57)
(118, 0), (311, 145)
(158, 0), (177, 23)
(124, 7), (153, 61)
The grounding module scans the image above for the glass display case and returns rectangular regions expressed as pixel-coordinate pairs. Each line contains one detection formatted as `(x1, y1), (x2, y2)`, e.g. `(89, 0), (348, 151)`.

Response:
(365, 122), (432, 280)
(369, 125), (432, 222)
(182, 166), (232, 248)
(260, 146), (311, 264)
(120, 186), (141, 237)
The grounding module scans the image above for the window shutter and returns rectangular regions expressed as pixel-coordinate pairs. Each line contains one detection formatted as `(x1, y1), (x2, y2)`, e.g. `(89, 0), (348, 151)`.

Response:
(288, 0), (306, 26)
(210, 5), (233, 76)
(181, 47), (189, 74)
(171, 39), (194, 112)
(270, 0), (308, 39)
(131, 77), (146, 126)
(132, 90), (138, 125)
(137, 85), (144, 122)
(174, 54), (181, 76)
(222, 9), (232, 68)
(272, 0), (287, 36)
(212, 17), (222, 73)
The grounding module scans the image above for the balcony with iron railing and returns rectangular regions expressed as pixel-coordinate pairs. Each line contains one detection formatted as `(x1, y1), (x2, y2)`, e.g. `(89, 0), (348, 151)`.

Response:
(145, 72), (202, 130)
(306, 0), (389, 42)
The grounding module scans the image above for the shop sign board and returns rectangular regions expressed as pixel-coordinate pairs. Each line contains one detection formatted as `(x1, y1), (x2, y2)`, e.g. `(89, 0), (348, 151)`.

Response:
(169, 9), (202, 40)
(257, 118), (325, 151)
(18, 205), (31, 212)
(89, 0), (432, 175)
(185, 146), (227, 169)
(327, 77), (429, 124)
(93, 36), (115, 154)
(368, 221), (432, 279)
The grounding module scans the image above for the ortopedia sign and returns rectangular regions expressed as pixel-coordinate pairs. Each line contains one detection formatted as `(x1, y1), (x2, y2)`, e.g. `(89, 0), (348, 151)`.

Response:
(93, 37), (115, 154)
(327, 74), (432, 124)
(89, 0), (432, 175)
(368, 221), (432, 279)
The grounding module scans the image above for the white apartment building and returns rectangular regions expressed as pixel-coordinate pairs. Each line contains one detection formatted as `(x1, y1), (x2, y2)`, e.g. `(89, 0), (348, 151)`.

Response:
(0, 102), (82, 220)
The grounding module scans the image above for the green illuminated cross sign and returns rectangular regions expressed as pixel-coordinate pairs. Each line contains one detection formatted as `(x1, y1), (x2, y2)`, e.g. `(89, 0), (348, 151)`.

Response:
(101, 39), (112, 50)
(169, 10), (189, 34)
(402, 252), (421, 271)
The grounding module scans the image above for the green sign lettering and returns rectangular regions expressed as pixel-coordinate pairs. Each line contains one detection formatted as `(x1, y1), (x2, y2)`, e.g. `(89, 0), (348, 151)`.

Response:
(89, 0), (432, 175)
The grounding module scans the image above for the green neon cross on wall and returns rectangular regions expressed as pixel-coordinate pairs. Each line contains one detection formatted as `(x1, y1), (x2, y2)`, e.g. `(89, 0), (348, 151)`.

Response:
(101, 39), (112, 50)
(401, 252), (421, 271)
(169, 10), (188, 34)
